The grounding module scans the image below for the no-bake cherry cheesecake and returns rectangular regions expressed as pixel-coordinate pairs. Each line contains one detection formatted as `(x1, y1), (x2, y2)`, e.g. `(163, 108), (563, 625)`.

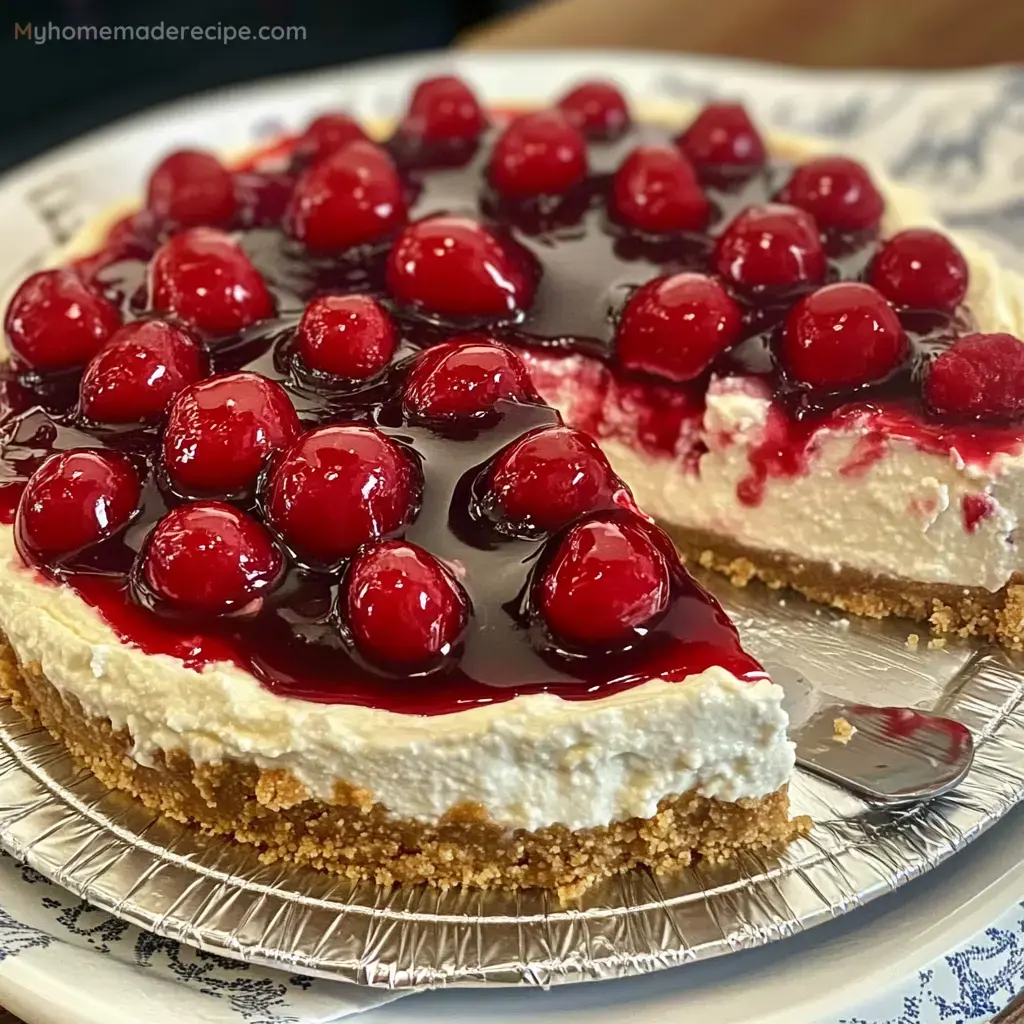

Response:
(0, 79), (827, 894)
(1, 72), (1020, 891)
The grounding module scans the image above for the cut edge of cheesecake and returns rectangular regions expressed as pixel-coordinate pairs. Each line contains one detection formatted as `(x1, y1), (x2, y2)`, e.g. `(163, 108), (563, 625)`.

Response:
(669, 523), (1024, 647)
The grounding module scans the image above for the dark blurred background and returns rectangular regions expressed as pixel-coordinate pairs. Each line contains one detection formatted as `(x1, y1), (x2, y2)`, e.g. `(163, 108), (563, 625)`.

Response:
(0, 0), (524, 172)
(3, 0), (1024, 174)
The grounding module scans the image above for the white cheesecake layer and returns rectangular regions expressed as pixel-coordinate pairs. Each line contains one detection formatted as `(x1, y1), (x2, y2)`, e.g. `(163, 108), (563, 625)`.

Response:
(614, 379), (1024, 592)
(0, 530), (793, 832)
(530, 357), (1024, 594)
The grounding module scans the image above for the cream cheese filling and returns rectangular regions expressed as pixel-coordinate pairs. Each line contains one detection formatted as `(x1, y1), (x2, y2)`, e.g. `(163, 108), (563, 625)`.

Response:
(0, 530), (793, 832)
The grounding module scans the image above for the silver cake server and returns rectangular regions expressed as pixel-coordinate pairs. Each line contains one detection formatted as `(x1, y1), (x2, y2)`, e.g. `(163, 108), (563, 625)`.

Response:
(771, 664), (975, 805)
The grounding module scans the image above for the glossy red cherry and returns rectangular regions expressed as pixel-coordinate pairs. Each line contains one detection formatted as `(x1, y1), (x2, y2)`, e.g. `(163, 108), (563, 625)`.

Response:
(387, 215), (536, 319)
(781, 282), (907, 388)
(776, 156), (884, 233)
(293, 113), (369, 165)
(400, 75), (487, 143)
(346, 540), (468, 666)
(489, 111), (588, 198)
(162, 372), (301, 495)
(403, 337), (534, 420)
(79, 320), (203, 424)
(142, 502), (282, 614)
(232, 170), (296, 230)
(265, 424), (420, 564)
(16, 450), (140, 561)
(287, 140), (407, 253)
(145, 149), (237, 228)
(4, 269), (121, 372)
(556, 81), (630, 140)
(616, 273), (743, 382)
(538, 516), (671, 646)
(295, 294), (397, 380)
(677, 102), (766, 170)
(924, 333), (1024, 421)
(869, 229), (969, 312)
(713, 203), (826, 292)
(611, 145), (710, 234)
(489, 426), (617, 532)
(149, 227), (274, 336)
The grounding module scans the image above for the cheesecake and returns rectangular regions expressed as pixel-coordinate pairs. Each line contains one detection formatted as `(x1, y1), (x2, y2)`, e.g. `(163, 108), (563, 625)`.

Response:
(0, 78), (824, 895)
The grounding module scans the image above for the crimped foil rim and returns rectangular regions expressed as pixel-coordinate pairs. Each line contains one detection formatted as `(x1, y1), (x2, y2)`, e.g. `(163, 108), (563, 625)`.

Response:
(1, 633), (1022, 987)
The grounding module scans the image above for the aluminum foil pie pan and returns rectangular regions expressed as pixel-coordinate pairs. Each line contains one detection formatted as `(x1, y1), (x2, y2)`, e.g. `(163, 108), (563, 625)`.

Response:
(1, 51), (1023, 989)
(1, 567), (1022, 988)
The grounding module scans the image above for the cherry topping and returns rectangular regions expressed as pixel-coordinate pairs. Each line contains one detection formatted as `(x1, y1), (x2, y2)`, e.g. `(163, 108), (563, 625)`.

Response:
(4, 269), (121, 372)
(79, 320), (203, 424)
(142, 502), (282, 614)
(713, 203), (826, 292)
(16, 450), (140, 561)
(538, 515), (671, 646)
(962, 492), (996, 534)
(677, 102), (766, 171)
(346, 540), (468, 667)
(869, 229), (969, 312)
(489, 425), (617, 533)
(162, 372), (301, 496)
(610, 145), (710, 234)
(617, 272), (743, 382)
(489, 111), (588, 198)
(145, 149), (237, 228)
(776, 156), (884, 233)
(556, 81), (631, 140)
(293, 113), (369, 166)
(295, 294), (397, 381)
(287, 140), (407, 253)
(403, 337), (534, 420)
(400, 75), (487, 144)
(924, 333), (1024, 422)
(387, 215), (536, 319)
(781, 282), (907, 388)
(233, 171), (296, 230)
(265, 424), (420, 565)
(149, 227), (274, 336)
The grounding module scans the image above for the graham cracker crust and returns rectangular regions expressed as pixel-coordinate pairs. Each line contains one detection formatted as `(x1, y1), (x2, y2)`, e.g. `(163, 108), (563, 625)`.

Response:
(667, 525), (1024, 649)
(0, 638), (807, 898)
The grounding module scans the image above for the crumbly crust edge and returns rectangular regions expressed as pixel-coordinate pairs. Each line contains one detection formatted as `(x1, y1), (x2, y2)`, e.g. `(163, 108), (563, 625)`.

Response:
(0, 636), (808, 897)
(669, 525), (1024, 649)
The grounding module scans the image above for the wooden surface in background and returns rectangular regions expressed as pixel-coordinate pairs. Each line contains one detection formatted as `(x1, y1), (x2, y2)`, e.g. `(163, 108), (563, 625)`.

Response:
(995, 991), (1024, 1021)
(461, 0), (1024, 67)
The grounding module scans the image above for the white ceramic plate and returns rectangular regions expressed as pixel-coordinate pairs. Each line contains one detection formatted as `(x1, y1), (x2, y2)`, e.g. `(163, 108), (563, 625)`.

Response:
(2, 48), (1024, 1022)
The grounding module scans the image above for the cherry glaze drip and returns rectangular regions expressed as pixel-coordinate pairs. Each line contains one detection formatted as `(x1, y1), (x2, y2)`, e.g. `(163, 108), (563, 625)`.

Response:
(0, 387), (759, 713)
(0, 110), (1011, 714)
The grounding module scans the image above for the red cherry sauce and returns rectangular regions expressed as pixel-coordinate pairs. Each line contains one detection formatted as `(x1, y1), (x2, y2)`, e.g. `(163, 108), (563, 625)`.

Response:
(0, 120), (774, 713)
(2, 115), (1012, 713)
